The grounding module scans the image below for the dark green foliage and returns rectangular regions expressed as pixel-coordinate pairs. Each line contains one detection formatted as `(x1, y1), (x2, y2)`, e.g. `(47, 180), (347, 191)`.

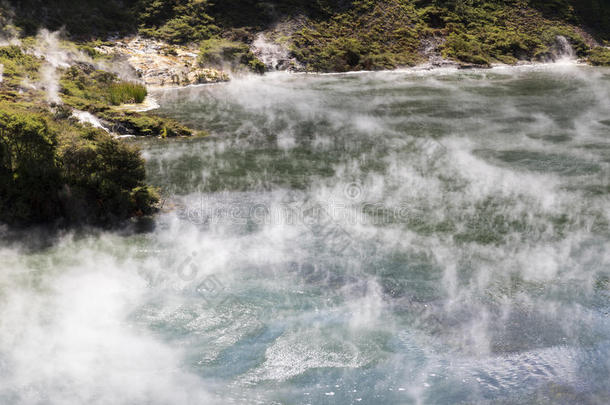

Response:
(6, 0), (135, 38)
(588, 47), (610, 66)
(0, 107), (61, 224)
(59, 132), (158, 224)
(209, 0), (350, 29)
(98, 110), (193, 137)
(136, 0), (218, 44)
(528, 0), (575, 22)
(292, 0), (421, 72)
(0, 103), (159, 227)
(199, 38), (265, 73)
(3, 0), (609, 71)
(568, 0), (610, 41)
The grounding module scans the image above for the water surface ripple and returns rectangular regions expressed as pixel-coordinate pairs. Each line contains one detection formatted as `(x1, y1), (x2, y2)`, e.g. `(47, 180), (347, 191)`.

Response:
(1, 65), (609, 404)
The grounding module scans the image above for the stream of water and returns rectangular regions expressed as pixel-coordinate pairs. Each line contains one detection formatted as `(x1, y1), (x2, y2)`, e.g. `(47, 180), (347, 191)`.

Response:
(1, 64), (609, 404)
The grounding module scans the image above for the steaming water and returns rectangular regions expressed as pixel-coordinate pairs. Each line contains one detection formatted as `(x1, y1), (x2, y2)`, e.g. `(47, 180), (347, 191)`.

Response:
(1, 65), (609, 404)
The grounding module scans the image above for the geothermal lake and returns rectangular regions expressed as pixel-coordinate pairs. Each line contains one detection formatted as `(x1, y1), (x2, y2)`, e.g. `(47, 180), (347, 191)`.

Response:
(1, 65), (609, 404)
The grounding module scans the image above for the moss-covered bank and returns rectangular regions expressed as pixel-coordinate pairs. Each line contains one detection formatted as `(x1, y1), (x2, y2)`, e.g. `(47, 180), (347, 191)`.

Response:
(0, 40), (196, 228)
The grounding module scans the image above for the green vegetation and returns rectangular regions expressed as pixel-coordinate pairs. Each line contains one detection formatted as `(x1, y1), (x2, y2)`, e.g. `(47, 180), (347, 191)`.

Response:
(199, 38), (265, 73)
(98, 110), (194, 138)
(108, 82), (147, 105)
(58, 63), (192, 137)
(0, 0), (609, 229)
(4, 1), (610, 71)
(60, 64), (142, 110)
(0, 102), (159, 227)
(291, 0), (593, 70)
(292, 1), (421, 71)
(0, 105), (60, 224)
(434, 1), (588, 66)
(0, 34), (192, 228)
(137, 0), (218, 44)
(588, 47), (610, 66)
(0, 45), (41, 88)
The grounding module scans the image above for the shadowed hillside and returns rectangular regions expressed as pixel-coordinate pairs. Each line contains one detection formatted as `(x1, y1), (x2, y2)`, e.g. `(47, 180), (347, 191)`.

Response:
(3, 0), (609, 71)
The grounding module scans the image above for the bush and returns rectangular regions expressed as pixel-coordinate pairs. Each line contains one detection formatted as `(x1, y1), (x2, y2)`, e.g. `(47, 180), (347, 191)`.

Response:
(291, 0), (422, 72)
(443, 33), (491, 66)
(0, 107), (61, 224)
(588, 47), (610, 66)
(199, 38), (265, 73)
(98, 110), (193, 137)
(0, 103), (159, 227)
(0, 45), (42, 87)
(137, 0), (218, 44)
(58, 131), (159, 225)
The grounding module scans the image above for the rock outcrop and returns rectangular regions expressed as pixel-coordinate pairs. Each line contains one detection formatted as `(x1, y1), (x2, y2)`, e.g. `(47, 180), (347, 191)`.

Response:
(96, 37), (229, 87)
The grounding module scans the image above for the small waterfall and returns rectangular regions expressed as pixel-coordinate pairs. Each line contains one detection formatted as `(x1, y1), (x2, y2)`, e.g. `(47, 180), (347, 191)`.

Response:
(553, 35), (576, 62)
(0, 63), (3, 83)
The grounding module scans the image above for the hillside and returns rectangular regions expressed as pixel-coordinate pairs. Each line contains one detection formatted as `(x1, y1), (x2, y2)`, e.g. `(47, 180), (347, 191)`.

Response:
(2, 0), (610, 71)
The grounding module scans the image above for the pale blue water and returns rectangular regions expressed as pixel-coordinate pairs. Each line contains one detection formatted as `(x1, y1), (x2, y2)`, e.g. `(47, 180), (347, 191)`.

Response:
(1, 65), (609, 404)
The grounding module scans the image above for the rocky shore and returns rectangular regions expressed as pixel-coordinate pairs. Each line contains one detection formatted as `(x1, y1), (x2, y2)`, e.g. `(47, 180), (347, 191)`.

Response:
(96, 37), (230, 87)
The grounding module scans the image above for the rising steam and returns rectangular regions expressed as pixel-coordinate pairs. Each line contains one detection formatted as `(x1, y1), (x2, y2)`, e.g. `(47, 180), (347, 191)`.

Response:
(34, 30), (87, 104)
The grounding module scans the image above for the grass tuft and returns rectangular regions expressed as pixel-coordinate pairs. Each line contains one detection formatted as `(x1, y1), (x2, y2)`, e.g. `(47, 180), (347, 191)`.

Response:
(108, 82), (147, 105)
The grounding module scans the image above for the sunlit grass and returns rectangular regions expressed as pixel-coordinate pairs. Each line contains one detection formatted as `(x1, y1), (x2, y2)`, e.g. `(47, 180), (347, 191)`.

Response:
(108, 82), (147, 105)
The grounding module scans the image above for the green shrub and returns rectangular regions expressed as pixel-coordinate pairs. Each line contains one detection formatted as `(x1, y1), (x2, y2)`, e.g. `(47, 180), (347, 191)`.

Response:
(98, 110), (193, 137)
(443, 33), (491, 66)
(0, 107), (60, 224)
(0, 45), (42, 87)
(0, 103), (160, 227)
(588, 47), (610, 66)
(137, 0), (218, 44)
(59, 132), (159, 225)
(199, 38), (265, 73)
(77, 44), (109, 59)
(292, 0), (421, 72)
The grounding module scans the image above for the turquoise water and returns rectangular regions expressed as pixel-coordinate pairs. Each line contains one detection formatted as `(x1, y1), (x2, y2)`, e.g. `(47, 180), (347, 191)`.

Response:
(1, 65), (609, 404)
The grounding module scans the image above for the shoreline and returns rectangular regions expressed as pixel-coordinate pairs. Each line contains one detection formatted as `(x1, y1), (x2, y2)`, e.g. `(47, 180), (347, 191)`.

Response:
(99, 34), (600, 94)
(146, 58), (591, 91)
